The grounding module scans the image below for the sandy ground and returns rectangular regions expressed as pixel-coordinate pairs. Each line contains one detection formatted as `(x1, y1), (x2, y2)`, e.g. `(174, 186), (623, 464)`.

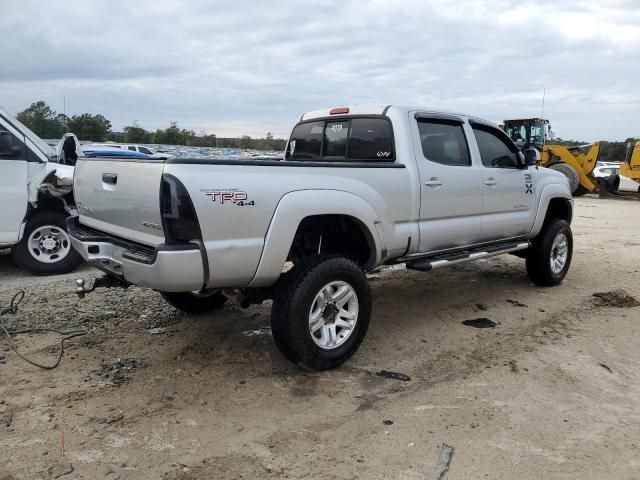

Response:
(1, 195), (639, 480)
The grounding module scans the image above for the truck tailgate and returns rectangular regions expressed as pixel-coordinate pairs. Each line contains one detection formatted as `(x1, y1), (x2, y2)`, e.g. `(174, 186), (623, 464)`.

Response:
(73, 158), (166, 246)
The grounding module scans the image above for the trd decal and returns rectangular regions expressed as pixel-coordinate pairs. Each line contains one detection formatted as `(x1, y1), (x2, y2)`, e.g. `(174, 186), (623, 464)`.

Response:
(204, 190), (255, 206)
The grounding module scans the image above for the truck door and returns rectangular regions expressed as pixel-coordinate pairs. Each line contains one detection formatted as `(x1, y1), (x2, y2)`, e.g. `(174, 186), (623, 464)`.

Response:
(0, 115), (28, 244)
(470, 122), (534, 241)
(411, 114), (484, 252)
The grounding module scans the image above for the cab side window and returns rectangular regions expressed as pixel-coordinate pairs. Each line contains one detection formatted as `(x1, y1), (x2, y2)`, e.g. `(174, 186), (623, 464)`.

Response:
(472, 126), (519, 169)
(418, 120), (470, 166)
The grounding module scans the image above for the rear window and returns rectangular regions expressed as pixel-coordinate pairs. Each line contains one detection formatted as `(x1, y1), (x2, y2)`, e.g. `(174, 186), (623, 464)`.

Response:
(286, 117), (394, 161)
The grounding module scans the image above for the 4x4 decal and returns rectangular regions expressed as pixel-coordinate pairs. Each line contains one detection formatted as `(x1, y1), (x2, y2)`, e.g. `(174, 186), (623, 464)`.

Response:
(524, 173), (533, 194)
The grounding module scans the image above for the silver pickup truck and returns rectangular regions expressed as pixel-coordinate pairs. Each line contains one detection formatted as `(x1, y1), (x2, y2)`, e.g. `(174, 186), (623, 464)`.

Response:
(69, 105), (573, 370)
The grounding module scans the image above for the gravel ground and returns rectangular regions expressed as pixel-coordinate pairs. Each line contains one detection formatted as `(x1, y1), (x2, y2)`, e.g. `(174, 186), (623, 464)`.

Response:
(1, 195), (639, 479)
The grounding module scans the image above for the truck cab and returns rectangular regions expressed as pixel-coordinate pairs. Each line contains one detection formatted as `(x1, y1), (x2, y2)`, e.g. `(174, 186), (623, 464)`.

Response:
(0, 107), (82, 274)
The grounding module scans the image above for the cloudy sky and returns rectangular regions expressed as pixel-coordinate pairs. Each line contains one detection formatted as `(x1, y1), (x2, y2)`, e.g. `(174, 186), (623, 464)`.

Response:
(1, 0), (638, 140)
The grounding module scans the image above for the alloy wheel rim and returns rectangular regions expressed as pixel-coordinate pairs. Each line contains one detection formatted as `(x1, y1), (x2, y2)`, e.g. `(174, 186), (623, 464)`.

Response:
(308, 281), (359, 350)
(550, 233), (569, 275)
(27, 225), (71, 264)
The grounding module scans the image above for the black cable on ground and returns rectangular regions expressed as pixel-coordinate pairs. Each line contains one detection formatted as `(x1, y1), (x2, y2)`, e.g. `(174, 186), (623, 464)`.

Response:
(0, 290), (88, 370)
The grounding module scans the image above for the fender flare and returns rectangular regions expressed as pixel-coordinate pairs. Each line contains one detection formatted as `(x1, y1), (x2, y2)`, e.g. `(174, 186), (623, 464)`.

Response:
(529, 183), (573, 238)
(248, 189), (383, 287)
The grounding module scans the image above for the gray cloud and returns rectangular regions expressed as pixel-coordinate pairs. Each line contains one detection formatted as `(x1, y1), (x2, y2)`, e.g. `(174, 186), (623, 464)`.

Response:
(1, 0), (638, 140)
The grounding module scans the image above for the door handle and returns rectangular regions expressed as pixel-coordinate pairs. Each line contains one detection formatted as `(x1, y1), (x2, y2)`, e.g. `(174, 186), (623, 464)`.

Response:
(102, 173), (118, 185)
(424, 177), (442, 187)
(484, 178), (498, 186)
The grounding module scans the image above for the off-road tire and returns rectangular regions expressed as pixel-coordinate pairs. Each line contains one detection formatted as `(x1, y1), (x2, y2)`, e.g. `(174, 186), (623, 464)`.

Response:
(573, 184), (590, 197)
(11, 211), (81, 275)
(526, 219), (573, 286)
(160, 290), (227, 313)
(549, 163), (579, 194)
(271, 255), (371, 371)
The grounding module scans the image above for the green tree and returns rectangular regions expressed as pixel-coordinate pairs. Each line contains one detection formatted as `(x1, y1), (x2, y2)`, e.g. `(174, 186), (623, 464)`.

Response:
(16, 101), (65, 138)
(239, 135), (252, 149)
(124, 122), (151, 143)
(154, 122), (183, 145)
(66, 113), (111, 141)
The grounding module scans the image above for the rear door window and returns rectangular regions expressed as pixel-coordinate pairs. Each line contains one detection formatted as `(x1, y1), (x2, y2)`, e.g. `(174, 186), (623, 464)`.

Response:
(287, 117), (394, 161)
(418, 121), (470, 166)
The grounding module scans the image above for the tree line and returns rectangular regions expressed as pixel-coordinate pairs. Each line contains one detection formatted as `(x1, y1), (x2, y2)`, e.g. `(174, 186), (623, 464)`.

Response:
(16, 101), (286, 151)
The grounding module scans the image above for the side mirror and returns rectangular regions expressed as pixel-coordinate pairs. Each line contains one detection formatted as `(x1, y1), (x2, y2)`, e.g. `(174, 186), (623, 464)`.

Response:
(524, 148), (539, 166)
(0, 131), (21, 158)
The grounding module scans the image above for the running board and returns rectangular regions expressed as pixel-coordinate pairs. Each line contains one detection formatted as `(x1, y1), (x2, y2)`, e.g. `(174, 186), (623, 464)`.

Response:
(405, 241), (530, 272)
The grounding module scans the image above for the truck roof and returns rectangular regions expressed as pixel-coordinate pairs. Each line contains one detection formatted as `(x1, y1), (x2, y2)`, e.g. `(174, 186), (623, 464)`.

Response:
(300, 104), (485, 123)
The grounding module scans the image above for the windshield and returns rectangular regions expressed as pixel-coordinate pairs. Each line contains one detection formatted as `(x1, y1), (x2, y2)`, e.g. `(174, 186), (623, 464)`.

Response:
(0, 108), (56, 160)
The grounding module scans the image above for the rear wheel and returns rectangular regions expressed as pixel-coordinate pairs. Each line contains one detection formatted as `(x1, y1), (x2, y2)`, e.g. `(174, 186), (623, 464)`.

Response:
(160, 290), (227, 313)
(526, 219), (573, 286)
(271, 255), (371, 371)
(11, 211), (82, 275)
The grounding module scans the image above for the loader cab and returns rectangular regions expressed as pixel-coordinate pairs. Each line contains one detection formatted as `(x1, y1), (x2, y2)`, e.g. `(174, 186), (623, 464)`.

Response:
(502, 118), (551, 150)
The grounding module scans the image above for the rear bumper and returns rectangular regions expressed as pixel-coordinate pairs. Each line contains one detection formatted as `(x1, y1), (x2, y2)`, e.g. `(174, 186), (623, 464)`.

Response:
(67, 217), (205, 292)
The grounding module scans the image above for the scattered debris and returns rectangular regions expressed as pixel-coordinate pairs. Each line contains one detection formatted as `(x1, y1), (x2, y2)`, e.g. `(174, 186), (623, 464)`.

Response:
(375, 370), (411, 382)
(475, 303), (489, 311)
(507, 360), (519, 373)
(146, 327), (166, 335)
(242, 327), (271, 337)
(382, 419), (394, 425)
(435, 443), (454, 480)
(0, 354), (5, 365)
(88, 412), (124, 425)
(48, 462), (74, 478)
(599, 363), (613, 374)
(506, 299), (528, 308)
(91, 358), (142, 385)
(2, 413), (12, 428)
(593, 290), (640, 308)
(462, 318), (496, 329)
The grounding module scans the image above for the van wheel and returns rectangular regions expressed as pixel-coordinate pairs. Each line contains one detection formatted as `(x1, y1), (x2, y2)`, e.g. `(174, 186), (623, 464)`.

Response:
(11, 211), (81, 275)
(271, 255), (371, 371)
(526, 219), (573, 286)
(160, 290), (227, 313)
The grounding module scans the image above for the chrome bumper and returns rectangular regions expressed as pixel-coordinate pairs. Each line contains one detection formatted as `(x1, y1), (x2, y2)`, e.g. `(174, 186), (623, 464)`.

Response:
(67, 217), (204, 292)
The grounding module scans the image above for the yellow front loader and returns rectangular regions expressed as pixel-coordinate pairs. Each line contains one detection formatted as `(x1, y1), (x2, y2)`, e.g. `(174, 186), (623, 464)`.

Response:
(502, 118), (603, 196)
(621, 139), (640, 183)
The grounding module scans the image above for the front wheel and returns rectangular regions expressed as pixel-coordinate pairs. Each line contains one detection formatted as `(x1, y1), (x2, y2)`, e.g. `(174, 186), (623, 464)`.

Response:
(271, 255), (371, 371)
(160, 290), (227, 313)
(11, 211), (82, 275)
(526, 219), (573, 286)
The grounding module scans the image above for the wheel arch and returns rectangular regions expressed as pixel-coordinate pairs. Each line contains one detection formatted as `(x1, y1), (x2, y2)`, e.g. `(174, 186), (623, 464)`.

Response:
(529, 185), (573, 238)
(248, 190), (383, 287)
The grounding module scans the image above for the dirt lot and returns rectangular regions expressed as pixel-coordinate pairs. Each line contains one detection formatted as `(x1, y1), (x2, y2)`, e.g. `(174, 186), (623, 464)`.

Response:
(1, 195), (639, 480)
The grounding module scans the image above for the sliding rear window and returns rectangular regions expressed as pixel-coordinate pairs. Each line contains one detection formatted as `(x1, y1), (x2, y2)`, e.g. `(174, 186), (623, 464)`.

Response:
(286, 117), (394, 161)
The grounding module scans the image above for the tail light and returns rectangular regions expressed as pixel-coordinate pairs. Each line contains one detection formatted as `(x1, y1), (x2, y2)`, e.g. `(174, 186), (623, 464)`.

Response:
(160, 173), (202, 242)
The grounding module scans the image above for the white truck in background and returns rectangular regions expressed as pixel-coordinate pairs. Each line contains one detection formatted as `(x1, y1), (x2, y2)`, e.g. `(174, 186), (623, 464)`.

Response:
(0, 107), (83, 274)
(69, 105), (574, 370)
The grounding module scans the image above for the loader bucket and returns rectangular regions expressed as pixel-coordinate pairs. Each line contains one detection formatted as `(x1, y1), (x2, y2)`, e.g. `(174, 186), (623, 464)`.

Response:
(597, 175), (621, 198)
